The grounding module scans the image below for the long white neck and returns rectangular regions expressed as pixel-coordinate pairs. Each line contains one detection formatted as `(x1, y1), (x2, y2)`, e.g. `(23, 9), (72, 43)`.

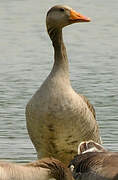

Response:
(48, 27), (70, 83)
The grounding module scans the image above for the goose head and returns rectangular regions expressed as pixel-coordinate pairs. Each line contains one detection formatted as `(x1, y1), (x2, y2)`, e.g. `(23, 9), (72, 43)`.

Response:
(46, 5), (91, 32)
(68, 141), (118, 180)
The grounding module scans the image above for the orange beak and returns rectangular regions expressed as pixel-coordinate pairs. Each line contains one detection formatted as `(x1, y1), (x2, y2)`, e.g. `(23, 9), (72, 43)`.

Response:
(69, 9), (91, 23)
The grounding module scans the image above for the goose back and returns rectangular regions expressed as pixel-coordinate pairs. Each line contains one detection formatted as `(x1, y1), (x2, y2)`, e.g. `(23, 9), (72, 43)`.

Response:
(0, 158), (74, 180)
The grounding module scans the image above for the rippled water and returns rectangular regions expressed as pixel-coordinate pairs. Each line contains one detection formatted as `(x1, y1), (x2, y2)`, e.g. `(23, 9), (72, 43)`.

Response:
(0, 0), (118, 162)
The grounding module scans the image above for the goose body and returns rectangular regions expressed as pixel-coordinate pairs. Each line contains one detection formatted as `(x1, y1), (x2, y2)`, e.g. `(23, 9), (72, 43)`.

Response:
(0, 158), (73, 180)
(26, 5), (101, 164)
(69, 141), (118, 180)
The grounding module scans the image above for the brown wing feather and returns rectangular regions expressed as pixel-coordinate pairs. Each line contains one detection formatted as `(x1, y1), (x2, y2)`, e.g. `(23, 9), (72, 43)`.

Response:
(79, 94), (96, 119)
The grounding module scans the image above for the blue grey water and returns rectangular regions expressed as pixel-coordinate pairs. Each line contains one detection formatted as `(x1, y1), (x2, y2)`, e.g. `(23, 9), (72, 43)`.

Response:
(0, 0), (118, 163)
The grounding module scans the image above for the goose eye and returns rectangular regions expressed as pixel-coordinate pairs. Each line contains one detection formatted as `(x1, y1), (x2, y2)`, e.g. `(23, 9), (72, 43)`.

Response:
(60, 8), (65, 12)
(70, 165), (74, 172)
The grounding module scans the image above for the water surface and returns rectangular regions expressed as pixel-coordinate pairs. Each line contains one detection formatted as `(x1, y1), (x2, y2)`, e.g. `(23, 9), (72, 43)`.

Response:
(0, 0), (118, 162)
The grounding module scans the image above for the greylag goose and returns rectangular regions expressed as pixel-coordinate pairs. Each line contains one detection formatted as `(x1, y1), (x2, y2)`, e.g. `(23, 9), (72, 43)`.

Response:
(26, 5), (101, 164)
(69, 140), (118, 180)
(0, 157), (74, 180)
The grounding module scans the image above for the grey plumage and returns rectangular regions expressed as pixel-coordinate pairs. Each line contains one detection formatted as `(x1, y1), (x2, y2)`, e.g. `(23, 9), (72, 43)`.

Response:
(26, 5), (101, 164)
